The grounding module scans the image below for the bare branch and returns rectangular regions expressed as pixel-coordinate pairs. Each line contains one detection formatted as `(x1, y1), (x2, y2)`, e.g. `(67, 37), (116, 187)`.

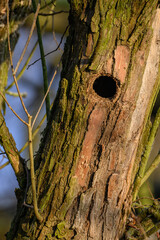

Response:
(32, 66), (58, 129)
(141, 153), (160, 186)
(0, 161), (9, 170)
(27, 25), (69, 68)
(19, 99), (54, 154)
(6, 91), (27, 98)
(40, 0), (56, 11)
(6, 0), (30, 117)
(32, 0), (50, 120)
(52, 10), (63, 53)
(0, 92), (28, 126)
(14, 4), (40, 75)
(6, 19), (48, 91)
(28, 115), (43, 221)
(38, 10), (69, 16)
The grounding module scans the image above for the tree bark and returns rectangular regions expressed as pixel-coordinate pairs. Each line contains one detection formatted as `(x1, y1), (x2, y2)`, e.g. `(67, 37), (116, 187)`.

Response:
(6, 0), (160, 240)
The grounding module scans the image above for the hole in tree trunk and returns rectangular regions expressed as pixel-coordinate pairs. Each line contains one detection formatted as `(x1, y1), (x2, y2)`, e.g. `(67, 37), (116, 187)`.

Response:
(93, 75), (117, 99)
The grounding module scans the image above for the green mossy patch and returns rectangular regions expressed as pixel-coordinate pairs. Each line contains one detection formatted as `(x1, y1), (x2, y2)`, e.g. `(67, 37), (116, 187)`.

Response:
(55, 221), (74, 239)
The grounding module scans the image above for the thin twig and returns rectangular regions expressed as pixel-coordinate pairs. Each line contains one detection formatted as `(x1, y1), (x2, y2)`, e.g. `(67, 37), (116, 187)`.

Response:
(27, 25), (69, 68)
(19, 100), (54, 154)
(6, 19), (48, 91)
(133, 196), (158, 203)
(52, 10), (63, 53)
(6, 91), (27, 98)
(16, 40), (38, 82)
(0, 152), (6, 155)
(28, 116), (43, 222)
(0, 161), (9, 170)
(38, 10), (69, 16)
(19, 114), (46, 153)
(32, 0), (50, 121)
(14, 4), (40, 75)
(40, 0), (56, 11)
(147, 182), (154, 199)
(6, 0), (43, 221)
(133, 106), (160, 201)
(23, 202), (34, 208)
(0, 92), (28, 126)
(141, 153), (160, 186)
(32, 67), (58, 129)
(52, 31), (63, 52)
(6, 0), (29, 117)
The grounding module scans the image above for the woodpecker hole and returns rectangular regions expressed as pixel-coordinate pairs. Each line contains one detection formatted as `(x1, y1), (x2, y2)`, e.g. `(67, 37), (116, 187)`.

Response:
(93, 75), (117, 99)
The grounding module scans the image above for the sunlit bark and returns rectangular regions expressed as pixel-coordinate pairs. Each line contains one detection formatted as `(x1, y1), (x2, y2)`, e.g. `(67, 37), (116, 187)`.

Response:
(4, 1), (160, 239)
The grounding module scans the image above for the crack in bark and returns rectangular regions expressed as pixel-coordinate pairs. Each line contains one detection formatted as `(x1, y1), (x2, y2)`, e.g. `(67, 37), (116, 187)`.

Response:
(104, 105), (121, 146)
(88, 172), (95, 189)
(101, 221), (104, 240)
(88, 142), (104, 189)
(104, 172), (113, 203)
(116, 189), (123, 207)
(127, 3), (147, 42)
(87, 192), (96, 239)
(111, 36), (118, 76)
(69, 195), (81, 228)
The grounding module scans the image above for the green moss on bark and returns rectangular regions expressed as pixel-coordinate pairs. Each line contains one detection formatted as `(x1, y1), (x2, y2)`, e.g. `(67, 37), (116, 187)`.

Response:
(55, 221), (74, 239)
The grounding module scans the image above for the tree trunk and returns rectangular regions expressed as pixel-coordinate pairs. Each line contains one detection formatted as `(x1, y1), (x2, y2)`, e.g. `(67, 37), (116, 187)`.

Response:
(6, 1), (160, 240)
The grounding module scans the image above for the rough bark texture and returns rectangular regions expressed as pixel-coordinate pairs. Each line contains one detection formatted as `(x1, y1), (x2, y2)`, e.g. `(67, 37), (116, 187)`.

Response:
(0, 112), (25, 187)
(5, 0), (160, 240)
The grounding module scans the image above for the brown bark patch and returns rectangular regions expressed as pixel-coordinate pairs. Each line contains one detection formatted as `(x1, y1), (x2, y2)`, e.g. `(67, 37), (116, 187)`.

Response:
(104, 57), (113, 75)
(75, 106), (105, 187)
(108, 150), (118, 171)
(86, 33), (93, 57)
(107, 173), (119, 199)
(114, 45), (130, 83)
(137, 50), (145, 66)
